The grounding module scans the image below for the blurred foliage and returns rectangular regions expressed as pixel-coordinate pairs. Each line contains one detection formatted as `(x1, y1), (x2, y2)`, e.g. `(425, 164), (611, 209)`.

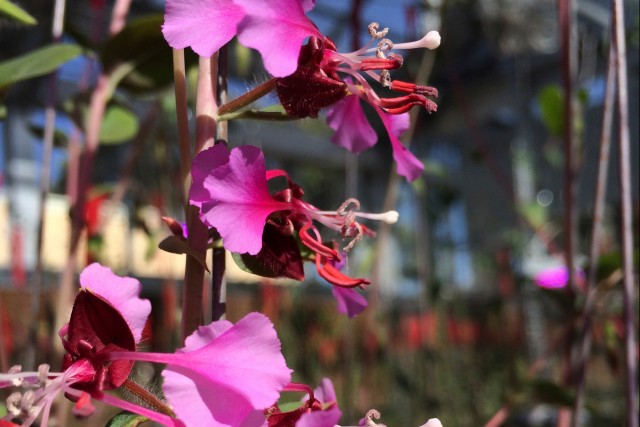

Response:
(0, 0), (36, 25)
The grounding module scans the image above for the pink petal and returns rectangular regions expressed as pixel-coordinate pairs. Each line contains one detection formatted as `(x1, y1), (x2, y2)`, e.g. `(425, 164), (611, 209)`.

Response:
(79, 263), (151, 344)
(419, 419), (443, 427)
(302, 0), (316, 12)
(190, 144), (232, 208)
(162, 313), (292, 426)
(190, 145), (291, 255)
(297, 409), (341, 427)
(332, 287), (368, 318)
(312, 378), (337, 406)
(235, 0), (322, 77)
(162, 0), (244, 57)
(376, 108), (424, 182)
(326, 95), (377, 153)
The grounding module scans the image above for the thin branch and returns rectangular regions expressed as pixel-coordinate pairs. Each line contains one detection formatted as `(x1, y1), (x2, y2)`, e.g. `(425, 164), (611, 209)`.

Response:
(612, 0), (638, 424)
(570, 35), (616, 427)
(211, 46), (228, 323)
(173, 48), (191, 195)
(29, 0), (67, 369)
(182, 55), (219, 340)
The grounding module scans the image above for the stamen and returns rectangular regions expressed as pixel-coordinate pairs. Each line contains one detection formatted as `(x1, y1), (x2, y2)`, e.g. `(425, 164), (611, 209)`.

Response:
(391, 81), (438, 97)
(379, 70), (391, 88)
(37, 364), (50, 385)
(362, 409), (385, 426)
(376, 38), (393, 59)
(7, 392), (22, 417)
(368, 22), (388, 39)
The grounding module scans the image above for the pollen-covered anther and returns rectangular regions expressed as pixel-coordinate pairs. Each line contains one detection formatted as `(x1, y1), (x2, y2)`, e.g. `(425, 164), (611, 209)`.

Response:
(6, 392), (23, 417)
(391, 80), (438, 98)
(379, 70), (392, 88)
(368, 22), (389, 39)
(38, 364), (51, 386)
(359, 55), (403, 72)
(8, 366), (23, 387)
(375, 38), (394, 58)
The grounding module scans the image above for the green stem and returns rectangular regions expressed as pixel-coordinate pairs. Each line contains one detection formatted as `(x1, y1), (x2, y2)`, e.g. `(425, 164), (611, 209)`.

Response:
(217, 78), (277, 116)
(217, 110), (296, 122)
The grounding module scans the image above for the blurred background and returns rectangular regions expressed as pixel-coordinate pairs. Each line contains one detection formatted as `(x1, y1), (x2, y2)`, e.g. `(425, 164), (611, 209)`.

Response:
(0, 0), (638, 426)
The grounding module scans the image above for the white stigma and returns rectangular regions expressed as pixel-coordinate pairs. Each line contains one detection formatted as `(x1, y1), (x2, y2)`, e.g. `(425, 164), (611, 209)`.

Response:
(391, 30), (441, 51)
(423, 31), (441, 49)
(354, 210), (399, 224)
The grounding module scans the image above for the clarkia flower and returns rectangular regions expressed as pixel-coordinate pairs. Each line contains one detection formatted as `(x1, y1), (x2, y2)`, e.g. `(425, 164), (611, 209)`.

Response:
(190, 144), (398, 296)
(275, 23), (440, 181)
(162, 0), (440, 182)
(2, 264), (291, 427)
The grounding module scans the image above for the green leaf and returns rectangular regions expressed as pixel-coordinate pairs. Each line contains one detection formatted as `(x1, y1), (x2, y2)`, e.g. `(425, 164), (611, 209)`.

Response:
(538, 85), (564, 136)
(99, 105), (139, 144)
(0, 0), (37, 25)
(105, 411), (149, 427)
(517, 202), (547, 229)
(100, 14), (197, 92)
(0, 44), (82, 94)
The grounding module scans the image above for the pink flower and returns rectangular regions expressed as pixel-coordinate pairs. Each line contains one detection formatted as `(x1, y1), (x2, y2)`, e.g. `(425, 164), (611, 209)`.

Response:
(190, 144), (397, 293)
(534, 266), (585, 289)
(267, 18), (439, 181)
(1, 264), (292, 427)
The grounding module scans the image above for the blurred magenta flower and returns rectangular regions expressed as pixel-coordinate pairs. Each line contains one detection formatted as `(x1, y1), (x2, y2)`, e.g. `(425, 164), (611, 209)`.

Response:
(190, 144), (397, 294)
(534, 265), (585, 289)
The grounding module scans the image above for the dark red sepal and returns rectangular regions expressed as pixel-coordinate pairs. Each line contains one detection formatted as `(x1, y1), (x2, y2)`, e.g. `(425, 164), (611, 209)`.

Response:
(61, 289), (136, 392)
(239, 224), (305, 281)
(276, 37), (347, 118)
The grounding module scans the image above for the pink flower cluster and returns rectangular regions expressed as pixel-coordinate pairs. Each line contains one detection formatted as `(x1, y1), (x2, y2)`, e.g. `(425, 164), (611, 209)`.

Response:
(163, 0), (440, 181)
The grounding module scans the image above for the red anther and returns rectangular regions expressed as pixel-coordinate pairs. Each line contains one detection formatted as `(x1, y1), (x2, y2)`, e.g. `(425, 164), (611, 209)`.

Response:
(380, 94), (438, 114)
(359, 56), (403, 71)
(391, 80), (439, 97)
(316, 256), (371, 288)
(299, 223), (339, 260)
